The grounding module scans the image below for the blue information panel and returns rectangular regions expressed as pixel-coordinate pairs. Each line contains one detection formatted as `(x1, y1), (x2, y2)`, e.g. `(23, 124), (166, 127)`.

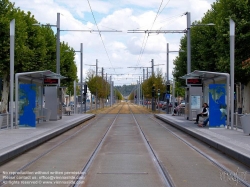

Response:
(19, 84), (36, 127)
(165, 94), (170, 99)
(209, 84), (226, 128)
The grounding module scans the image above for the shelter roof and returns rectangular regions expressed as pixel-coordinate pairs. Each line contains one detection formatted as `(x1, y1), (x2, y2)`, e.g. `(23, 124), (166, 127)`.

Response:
(16, 70), (66, 80)
(180, 70), (229, 82)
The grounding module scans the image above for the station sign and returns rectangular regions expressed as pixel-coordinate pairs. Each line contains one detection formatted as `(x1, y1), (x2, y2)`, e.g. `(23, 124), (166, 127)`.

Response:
(186, 78), (202, 85)
(44, 78), (58, 85)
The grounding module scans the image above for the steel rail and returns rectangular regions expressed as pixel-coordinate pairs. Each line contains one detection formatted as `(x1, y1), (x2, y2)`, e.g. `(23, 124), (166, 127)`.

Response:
(131, 103), (250, 186)
(70, 103), (125, 187)
(0, 105), (119, 186)
(128, 103), (175, 187)
(150, 117), (250, 187)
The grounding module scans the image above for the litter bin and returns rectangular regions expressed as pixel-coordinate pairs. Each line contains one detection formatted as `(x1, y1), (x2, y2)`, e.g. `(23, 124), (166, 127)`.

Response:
(240, 114), (250, 135)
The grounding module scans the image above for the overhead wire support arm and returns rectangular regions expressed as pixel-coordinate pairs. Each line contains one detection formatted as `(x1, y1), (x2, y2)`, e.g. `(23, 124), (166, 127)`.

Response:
(127, 30), (187, 34)
(60, 29), (122, 32)
(127, 66), (151, 69)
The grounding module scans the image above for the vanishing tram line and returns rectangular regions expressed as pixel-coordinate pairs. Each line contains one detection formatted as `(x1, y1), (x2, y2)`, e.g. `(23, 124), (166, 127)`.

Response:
(70, 103), (125, 187)
(72, 102), (173, 187)
(133, 104), (250, 187)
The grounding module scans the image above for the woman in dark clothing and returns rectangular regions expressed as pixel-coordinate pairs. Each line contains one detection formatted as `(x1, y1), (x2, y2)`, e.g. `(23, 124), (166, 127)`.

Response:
(194, 103), (208, 124)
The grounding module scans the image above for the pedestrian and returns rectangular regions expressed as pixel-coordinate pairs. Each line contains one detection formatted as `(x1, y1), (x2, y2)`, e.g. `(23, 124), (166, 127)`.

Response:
(172, 104), (181, 116)
(194, 103), (208, 124)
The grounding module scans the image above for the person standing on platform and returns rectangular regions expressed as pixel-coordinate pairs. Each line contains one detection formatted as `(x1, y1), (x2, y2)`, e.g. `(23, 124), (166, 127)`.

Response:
(194, 103), (208, 124)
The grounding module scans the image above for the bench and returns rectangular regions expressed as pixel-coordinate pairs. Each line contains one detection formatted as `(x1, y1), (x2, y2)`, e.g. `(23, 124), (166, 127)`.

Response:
(199, 116), (209, 126)
(177, 107), (185, 116)
(65, 107), (73, 115)
(36, 116), (45, 123)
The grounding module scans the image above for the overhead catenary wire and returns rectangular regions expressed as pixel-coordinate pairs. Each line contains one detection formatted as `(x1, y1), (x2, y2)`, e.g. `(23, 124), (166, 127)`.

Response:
(87, 0), (115, 72)
(134, 0), (164, 68)
(159, 0), (171, 15)
(134, 13), (183, 30)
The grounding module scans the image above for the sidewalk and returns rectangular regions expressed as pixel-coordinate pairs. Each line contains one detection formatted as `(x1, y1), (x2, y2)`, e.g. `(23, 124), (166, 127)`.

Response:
(155, 114), (250, 167)
(0, 114), (95, 165)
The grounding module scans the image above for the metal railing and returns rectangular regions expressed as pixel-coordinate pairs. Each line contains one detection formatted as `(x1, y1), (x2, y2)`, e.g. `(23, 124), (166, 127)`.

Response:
(0, 113), (16, 129)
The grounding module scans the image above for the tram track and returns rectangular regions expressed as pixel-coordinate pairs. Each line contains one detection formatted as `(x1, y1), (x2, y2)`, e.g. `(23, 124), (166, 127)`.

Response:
(0, 104), (121, 187)
(70, 103), (124, 187)
(132, 104), (250, 187)
(77, 102), (169, 187)
(128, 103), (175, 187)
(1, 103), (248, 186)
(150, 117), (250, 187)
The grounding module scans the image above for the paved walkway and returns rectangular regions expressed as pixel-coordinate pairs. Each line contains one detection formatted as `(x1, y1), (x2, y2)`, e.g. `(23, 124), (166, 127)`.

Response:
(0, 114), (95, 165)
(155, 114), (250, 167)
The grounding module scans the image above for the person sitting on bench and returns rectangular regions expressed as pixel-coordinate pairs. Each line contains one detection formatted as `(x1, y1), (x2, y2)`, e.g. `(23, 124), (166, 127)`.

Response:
(194, 103), (208, 124)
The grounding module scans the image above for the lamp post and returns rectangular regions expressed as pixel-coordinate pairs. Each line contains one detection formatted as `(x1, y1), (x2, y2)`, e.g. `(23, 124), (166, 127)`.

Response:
(56, 13), (60, 84)
(186, 12), (191, 74)
(65, 43), (83, 113)
(230, 19), (235, 130)
(85, 60), (98, 110)
(166, 43), (184, 114)
(10, 19), (15, 129)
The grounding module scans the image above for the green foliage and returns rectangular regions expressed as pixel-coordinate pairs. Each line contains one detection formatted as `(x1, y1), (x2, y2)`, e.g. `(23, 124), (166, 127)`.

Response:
(142, 72), (165, 99)
(60, 42), (78, 94)
(85, 69), (110, 99)
(0, 0), (77, 104)
(114, 89), (123, 100)
(173, 0), (250, 85)
(128, 91), (135, 100)
(115, 84), (136, 97)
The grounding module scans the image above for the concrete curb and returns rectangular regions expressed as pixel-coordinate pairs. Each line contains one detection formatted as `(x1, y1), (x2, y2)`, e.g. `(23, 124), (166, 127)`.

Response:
(0, 114), (95, 165)
(154, 114), (250, 168)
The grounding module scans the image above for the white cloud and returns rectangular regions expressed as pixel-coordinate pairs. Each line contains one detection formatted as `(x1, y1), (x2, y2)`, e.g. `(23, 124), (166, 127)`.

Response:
(12, 0), (216, 85)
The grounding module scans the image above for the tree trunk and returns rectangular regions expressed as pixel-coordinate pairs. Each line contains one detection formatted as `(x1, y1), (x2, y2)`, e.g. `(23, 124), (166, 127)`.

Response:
(0, 74), (9, 113)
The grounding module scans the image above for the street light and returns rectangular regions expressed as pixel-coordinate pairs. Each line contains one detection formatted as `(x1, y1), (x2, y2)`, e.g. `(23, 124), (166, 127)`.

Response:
(230, 19), (235, 130)
(10, 19), (15, 129)
(166, 43), (185, 83)
(66, 43), (83, 113)
(166, 43), (184, 114)
(85, 60), (98, 110)
(187, 13), (215, 74)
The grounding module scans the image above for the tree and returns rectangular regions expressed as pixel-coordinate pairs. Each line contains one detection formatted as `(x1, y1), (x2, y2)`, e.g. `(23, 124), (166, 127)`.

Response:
(142, 72), (165, 99)
(0, 1), (78, 112)
(114, 89), (123, 100)
(60, 42), (78, 95)
(173, 0), (250, 85)
(128, 91), (135, 100)
(85, 69), (110, 100)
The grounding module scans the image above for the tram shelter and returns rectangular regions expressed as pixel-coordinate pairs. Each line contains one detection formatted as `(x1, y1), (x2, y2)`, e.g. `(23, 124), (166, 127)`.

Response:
(181, 70), (230, 128)
(15, 70), (66, 128)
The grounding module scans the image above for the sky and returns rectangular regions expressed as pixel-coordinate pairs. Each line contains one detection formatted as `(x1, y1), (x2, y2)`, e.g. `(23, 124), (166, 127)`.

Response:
(13, 0), (216, 86)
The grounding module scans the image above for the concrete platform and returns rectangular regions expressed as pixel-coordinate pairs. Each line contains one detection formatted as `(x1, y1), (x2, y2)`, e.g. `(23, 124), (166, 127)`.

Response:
(0, 114), (95, 165)
(155, 114), (250, 167)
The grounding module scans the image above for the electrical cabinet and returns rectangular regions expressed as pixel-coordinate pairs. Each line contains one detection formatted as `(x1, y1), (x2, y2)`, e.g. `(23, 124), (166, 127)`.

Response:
(45, 87), (62, 121)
